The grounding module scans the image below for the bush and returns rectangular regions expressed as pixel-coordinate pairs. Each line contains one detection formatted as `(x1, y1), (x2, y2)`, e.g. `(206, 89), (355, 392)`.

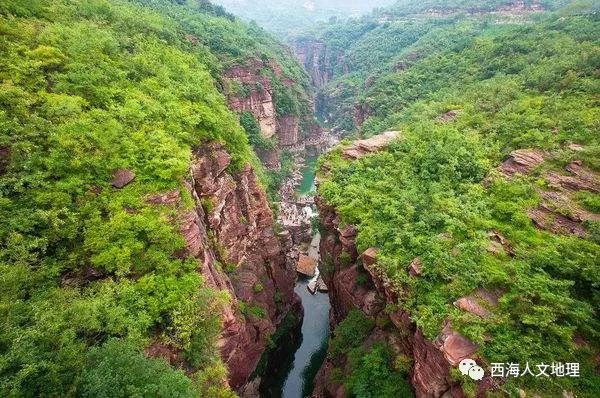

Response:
(329, 310), (374, 359)
(80, 339), (197, 398)
(346, 344), (414, 398)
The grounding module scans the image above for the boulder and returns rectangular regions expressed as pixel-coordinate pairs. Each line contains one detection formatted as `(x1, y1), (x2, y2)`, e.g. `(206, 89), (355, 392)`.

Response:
(409, 257), (423, 277)
(361, 247), (378, 267)
(454, 297), (491, 318)
(342, 131), (401, 160)
(297, 254), (317, 277)
(316, 275), (328, 293)
(441, 331), (479, 365)
(214, 149), (232, 176)
(111, 168), (135, 188)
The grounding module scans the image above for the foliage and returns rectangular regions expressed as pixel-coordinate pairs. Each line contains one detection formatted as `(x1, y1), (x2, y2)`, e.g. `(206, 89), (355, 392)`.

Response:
(329, 309), (374, 360)
(239, 112), (277, 151)
(0, 0), (311, 395)
(317, 1), (600, 395)
(81, 339), (197, 398)
(346, 344), (414, 398)
(266, 150), (296, 200)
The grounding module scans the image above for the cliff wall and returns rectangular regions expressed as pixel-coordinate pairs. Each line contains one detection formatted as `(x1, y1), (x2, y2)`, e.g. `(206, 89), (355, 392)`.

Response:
(312, 197), (468, 398)
(156, 143), (299, 390)
(223, 60), (309, 170)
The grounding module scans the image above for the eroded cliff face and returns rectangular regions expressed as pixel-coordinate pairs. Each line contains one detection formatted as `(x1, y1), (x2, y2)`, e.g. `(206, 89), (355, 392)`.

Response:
(223, 60), (305, 167)
(225, 62), (278, 139)
(292, 39), (351, 90)
(312, 197), (467, 398)
(292, 39), (334, 89)
(167, 143), (298, 390)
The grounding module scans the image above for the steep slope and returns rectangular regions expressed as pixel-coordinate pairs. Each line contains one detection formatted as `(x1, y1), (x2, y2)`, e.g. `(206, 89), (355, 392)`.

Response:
(310, 1), (600, 397)
(292, 0), (581, 131)
(0, 0), (311, 395)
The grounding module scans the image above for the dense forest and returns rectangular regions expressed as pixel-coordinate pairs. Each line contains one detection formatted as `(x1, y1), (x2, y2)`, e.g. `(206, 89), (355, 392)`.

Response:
(0, 0), (311, 396)
(315, 0), (600, 396)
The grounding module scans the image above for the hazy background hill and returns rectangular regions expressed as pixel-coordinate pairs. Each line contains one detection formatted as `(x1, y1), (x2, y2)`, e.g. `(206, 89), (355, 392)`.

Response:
(210, 0), (397, 37)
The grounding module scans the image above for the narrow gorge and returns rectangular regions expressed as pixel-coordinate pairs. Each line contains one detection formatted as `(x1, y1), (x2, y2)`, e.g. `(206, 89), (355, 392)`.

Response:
(1, 1), (598, 398)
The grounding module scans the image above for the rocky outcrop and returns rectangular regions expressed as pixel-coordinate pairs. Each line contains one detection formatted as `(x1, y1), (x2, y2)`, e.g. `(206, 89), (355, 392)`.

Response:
(111, 168), (135, 188)
(225, 61), (278, 140)
(224, 59), (310, 154)
(292, 39), (334, 89)
(313, 197), (468, 398)
(499, 149), (545, 176)
(548, 160), (600, 193)
(297, 253), (317, 277)
(501, 150), (600, 237)
(277, 115), (300, 146)
(341, 131), (401, 160)
(158, 143), (298, 390)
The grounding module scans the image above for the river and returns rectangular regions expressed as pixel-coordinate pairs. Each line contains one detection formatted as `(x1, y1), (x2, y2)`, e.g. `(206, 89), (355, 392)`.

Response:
(274, 155), (331, 398)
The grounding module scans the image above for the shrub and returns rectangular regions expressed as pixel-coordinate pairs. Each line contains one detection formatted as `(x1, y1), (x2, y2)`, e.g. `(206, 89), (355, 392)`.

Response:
(329, 310), (374, 359)
(80, 339), (197, 398)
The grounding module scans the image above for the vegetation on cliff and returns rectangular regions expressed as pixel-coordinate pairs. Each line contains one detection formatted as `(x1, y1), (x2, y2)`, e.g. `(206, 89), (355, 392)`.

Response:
(0, 0), (306, 396)
(317, 1), (599, 396)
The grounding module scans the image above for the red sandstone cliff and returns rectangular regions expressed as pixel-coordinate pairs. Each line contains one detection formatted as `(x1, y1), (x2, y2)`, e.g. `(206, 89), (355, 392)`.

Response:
(292, 39), (348, 89)
(223, 60), (308, 168)
(152, 142), (299, 390)
(312, 197), (468, 398)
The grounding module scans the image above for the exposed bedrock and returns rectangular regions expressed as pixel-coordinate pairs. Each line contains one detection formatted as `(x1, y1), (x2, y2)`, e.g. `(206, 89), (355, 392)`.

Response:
(312, 197), (468, 398)
(153, 143), (300, 390)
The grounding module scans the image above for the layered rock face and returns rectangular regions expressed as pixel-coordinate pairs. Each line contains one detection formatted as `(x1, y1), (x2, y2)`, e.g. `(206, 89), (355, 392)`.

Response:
(293, 39), (329, 88)
(224, 60), (305, 168)
(500, 149), (600, 237)
(175, 143), (298, 390)
(313, 197), (467, 398)
(225, 61), (278, 140)
(292, 39), (348, 89)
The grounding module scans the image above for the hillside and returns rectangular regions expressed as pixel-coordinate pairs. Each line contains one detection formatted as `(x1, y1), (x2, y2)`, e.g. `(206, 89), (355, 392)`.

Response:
(292, 0), (589, 131)
(0, 0), (315, 395)
(311, 1), (600, 397)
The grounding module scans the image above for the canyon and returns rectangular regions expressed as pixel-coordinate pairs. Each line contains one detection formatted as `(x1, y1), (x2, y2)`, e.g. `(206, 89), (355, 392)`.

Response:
(2, 1), (597, 397)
